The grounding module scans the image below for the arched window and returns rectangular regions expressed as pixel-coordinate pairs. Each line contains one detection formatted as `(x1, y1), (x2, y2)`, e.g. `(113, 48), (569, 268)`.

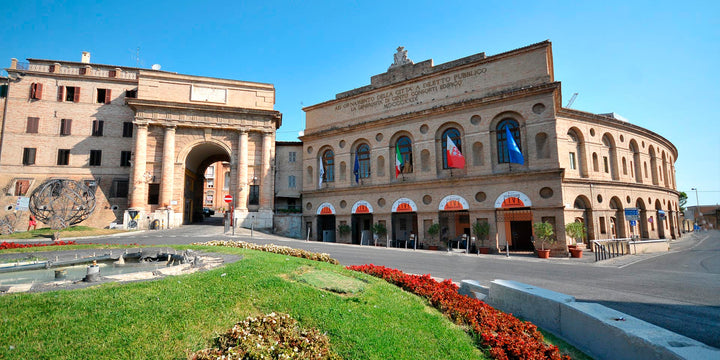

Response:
(322, 150), (334, 182)
(357, 144), (370, 179)
(496, 119), (520, 164)
(441, 128), (462, 169)
(396, 136), (413, 174)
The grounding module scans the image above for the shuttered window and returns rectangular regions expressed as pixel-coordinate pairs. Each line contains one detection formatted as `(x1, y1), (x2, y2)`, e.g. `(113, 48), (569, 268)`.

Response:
(60, 119), (72, 135)
(57, 149), (70, 165)
(59, 86), (80, 102)
(26, 117), (39, 133)
(89, 150), (102, 166)
(22, 148), (36, 165)
(92, 120), (104, 136)
(122, 122), (133, 137)
(14, 180), (30, 196)
(120, 151), (131, 167)
(30, 83), (43, 99)
(97, 89), (111, 104)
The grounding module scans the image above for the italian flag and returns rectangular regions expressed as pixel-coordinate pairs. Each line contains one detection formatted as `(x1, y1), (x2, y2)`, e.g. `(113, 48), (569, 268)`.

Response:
(395, 143), (404, 178)
(447, 135), (465, 169)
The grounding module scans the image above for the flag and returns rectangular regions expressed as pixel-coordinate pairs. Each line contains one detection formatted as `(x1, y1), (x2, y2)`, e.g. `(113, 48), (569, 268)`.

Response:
(318, 158), (325, 188)
(446, 135), (465, 169)
(395, 143), (404, 177)
(353, 150), (360, 184)
(505, 126), (524, 165)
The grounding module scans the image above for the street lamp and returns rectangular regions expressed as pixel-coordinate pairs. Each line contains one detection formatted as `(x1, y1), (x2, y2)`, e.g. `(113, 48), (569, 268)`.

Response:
(691, 188), (700, 229)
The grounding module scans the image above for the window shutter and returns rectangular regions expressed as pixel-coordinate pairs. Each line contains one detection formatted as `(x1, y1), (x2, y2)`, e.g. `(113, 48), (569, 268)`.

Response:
(49, 65), (55, 72)
(30, 83), (42, 99)
(57, 86), (64, 101)
(109, 70), (116, 77)
(74, 87), (80, 102)
(105, 89), (111, 104)
(27, 117), (39, 133)
(79, 68), (86, 75)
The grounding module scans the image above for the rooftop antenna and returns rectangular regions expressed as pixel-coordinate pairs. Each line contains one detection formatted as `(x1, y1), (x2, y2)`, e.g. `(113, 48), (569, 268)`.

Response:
(566, 92), (579, 108)
(135, 47), (140, 67)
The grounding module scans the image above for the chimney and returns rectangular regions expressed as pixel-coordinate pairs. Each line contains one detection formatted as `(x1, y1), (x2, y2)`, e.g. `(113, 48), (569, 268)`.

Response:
(81, 51), (91, 64)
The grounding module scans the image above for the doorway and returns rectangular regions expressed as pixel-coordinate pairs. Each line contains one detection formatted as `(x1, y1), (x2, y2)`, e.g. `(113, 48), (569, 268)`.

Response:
(510, 221), (533, 251)
(352, 214), (373, 245)
(317, 215), (336, 242)
(391, 212), (418, 247)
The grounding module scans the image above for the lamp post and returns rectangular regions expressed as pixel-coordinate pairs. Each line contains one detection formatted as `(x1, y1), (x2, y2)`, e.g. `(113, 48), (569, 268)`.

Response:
(691, 187), (700, 229)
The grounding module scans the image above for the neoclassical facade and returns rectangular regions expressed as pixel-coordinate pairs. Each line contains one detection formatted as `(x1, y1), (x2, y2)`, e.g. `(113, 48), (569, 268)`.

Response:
(1, 54), (281, 230)
(301, 41), (680, 254)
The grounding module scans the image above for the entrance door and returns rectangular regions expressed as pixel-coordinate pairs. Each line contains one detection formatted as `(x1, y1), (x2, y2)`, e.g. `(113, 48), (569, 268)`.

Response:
(391, 213), (418, 247)
(352, 214), (373, 245)
(510, 221), (533, 251)
(317, 215), (336, 242)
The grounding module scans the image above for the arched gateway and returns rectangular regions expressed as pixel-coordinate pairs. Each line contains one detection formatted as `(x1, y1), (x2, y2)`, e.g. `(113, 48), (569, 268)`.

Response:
(124, 71), (281, 229)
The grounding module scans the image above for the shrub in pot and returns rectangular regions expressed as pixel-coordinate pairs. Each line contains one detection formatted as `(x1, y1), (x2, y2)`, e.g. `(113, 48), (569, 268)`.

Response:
(532, 221), (556, 258)
(472, 220), (491, 254)
(565, 221), (587, 257)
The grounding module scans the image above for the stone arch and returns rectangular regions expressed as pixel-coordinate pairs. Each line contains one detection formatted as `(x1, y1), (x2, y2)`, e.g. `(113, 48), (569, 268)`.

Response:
(636, 198), (649, 239)
(435, 122), (465, 172)
(601, 133), (619, 180)
(661, 151), (669, 188)
(649, 146), (659, 185)
(655, 199), (666, 239)
(573, 195), (595, 242)
(180, 140), (232, 224)
(490, 111), (526, 171)
(609, 196), (626, 238)
(390, 131), (415, 176)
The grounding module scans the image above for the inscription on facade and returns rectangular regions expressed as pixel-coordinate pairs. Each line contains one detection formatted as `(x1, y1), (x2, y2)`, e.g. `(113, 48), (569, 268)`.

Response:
(191, 85), (227, 104)
(335, 67), (487, 113)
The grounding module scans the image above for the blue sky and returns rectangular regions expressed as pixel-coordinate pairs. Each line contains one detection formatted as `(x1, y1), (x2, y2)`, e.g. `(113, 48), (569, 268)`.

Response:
(2, 1), (719, 205)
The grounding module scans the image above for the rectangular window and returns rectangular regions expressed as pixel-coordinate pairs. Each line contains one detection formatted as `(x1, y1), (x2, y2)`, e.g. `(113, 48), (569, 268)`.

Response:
(206, 166), (215, 177)
(111, 179), (129, 198)
(120, 151), (131, 167)
(96, 88), (111, 104)
(603, 156), (609, 173)
(288, 175), (296, 188)
(89, 150), (102, 166)
(207, 179), (214, 188)
(92, 120), (104, 136)
(57, 149), (70, 165)
(60, 118), (72, 135)
(289, 151), (296, 163)
(599, 216), (607, 234)
(108, 70), (117, 78)
(22, 148), (36, 165)
(569, 152), (576, 170)
(122, 122), (133, 138)
(30, 83), (43, 100)
(147, 183), (160, 205)
(249, 185), (260, 205)
(125, 89), (137, 99)
(14, 179), (30, 196)
(205, 194), (214, 205)
(60, 86), (80, 102)
(26, 117), (39, 133)
(223, 172), (230, 190)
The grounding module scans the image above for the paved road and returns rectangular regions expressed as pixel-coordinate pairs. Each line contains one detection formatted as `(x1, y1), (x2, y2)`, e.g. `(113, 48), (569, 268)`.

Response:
(66, 218), (720, 349)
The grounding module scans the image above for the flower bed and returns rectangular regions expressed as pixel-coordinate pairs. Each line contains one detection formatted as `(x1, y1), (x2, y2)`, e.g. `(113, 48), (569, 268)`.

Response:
(0, 240), (76, 250)
(193, 240), (339, 265)
(190, 312), (341, 360)
(347, 264), (570, 360)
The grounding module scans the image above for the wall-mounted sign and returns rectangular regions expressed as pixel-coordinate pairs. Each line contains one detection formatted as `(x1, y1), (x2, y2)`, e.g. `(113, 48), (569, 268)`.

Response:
(494, 191), (532, 209)
(438, 195), (469, 211)
(392, 198), (417, 213)
(352, 200), (373, 214)
(317, 202), (336, 215)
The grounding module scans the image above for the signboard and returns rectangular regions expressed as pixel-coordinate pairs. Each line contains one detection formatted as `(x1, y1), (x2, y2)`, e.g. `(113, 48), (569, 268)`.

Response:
(224, 194), (233, 203)
(391, 198), (418, 213)
(15, 196), (29, 211)
(316, 202), (336, 215)
(494, 191), (532, 209)
(438, 195), (469, 211)
(630, 220), (637, 227)
(625, 208), (640, 221)
(658, 210), (666, 220)
(351, 200), (373, 214)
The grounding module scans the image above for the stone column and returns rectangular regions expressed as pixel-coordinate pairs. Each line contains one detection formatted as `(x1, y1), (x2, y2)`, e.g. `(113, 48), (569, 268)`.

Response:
(260, 130), (274, 210)
(159, 125), (176, 208)
(237, 130), (249, 211)
(129, 123), (148, 209)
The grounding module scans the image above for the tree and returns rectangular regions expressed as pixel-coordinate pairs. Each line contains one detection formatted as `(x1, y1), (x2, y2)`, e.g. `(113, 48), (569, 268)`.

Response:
(471, 220), (490, 247)
(337, 224), (351, 241)
(371, 222), (387, 245)
(532, 221), (556, 250)
(28, 179), (96, 240)
(565, 222), (587, 244)
(427, 223), (440, 242)
(679, 191), (688, 213)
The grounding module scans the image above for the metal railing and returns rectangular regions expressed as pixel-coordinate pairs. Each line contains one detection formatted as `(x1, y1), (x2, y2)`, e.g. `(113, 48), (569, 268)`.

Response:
(592, 238), (632, 261)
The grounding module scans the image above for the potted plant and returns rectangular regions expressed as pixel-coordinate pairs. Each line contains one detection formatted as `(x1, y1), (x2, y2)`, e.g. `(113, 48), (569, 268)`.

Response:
(565, 221), (586, 258)
(337, 224), (351, 243)
(427, 223), (440, 250)
(472, 220), (491, 254)
(532, 221), (556, 259)
(371, 222), (387, 246)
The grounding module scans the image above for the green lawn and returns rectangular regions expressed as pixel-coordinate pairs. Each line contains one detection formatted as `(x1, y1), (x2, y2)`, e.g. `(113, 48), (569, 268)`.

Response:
(0, 246), (485, 359)
(0, 226), (128, 240)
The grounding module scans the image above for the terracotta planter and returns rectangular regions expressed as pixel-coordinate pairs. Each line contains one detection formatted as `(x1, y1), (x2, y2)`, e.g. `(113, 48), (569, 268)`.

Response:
(536, 249), (551, 259)
(478, 247), (491, 254)
(567, 244), (578, 250)
(569, 248), (583, 258)
(428, 245), (439, 251)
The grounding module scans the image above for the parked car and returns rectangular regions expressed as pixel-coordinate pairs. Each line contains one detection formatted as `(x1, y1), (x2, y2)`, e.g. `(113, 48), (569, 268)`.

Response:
(202, 207), (215, 217)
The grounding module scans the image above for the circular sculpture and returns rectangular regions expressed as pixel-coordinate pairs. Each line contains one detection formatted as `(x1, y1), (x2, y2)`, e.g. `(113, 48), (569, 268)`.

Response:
(28, 179), (96, 229)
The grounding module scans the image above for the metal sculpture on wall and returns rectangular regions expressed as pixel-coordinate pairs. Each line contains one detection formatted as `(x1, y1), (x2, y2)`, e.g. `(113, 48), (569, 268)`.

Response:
(28, 179), (96, 234)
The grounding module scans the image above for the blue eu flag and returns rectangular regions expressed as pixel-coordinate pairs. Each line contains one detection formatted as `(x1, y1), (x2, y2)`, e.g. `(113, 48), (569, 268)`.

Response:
(505, 126), (524, 165)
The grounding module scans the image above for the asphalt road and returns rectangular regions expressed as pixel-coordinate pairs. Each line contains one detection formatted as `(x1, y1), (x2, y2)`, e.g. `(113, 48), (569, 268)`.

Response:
(66, 217), (720, 349)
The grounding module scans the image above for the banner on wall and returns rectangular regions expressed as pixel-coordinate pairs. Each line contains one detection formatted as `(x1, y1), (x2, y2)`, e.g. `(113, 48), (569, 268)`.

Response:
(316, 202), (336, 215)
(352, 200), (374, 214)
(438, 195), (469, 211)
(494, 191), (532, 209)
(391, 198), (417, 213)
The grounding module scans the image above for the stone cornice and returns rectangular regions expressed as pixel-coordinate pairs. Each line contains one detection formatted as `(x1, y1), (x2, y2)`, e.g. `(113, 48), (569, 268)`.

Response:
(6, 67), (138, 84)
(563, 177), (680, 197)
(558, 108), (678, 159)
(301, 82), (560, 140)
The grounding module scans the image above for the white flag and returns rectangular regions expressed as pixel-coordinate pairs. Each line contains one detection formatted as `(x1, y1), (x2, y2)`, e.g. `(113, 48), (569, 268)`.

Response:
(318, 158), (325, 188)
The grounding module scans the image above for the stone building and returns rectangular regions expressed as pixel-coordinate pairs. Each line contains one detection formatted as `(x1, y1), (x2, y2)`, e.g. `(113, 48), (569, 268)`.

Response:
(300, 41), (680, 254)
(1, 53), (281, 230)
(273, 141), (303, 238)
